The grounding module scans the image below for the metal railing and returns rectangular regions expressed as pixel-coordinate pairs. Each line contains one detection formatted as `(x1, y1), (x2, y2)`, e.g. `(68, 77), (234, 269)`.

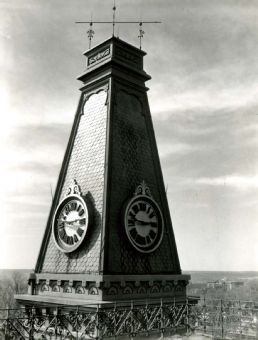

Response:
(191, 298), (258, 339)
(0, 298), (257, 339)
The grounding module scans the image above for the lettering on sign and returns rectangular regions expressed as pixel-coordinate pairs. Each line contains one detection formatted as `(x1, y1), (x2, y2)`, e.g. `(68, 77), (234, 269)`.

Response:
(88, 47), (110, 66)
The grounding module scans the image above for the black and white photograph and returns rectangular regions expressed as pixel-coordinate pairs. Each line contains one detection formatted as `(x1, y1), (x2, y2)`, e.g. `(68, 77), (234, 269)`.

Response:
(0, 0), (257, 338)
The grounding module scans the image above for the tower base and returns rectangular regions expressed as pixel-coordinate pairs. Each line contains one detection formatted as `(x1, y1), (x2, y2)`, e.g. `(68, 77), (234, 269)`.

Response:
(14, 295), (198, 339)
(16, 273), (190, 305)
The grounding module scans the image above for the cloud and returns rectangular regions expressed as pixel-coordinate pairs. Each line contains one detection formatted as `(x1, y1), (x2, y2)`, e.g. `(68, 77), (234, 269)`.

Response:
(146, 0), (258, 125)
(158, 142), (198, 158)
(196, 175), (258, 190)
(9, 161), (61, 177)
(10, 211), (48, 221)
(163, 174), (258, 191)
(10, 123), (70, 147)
(150, 82), (258, 114)
(152, 102), (258, 186)
(5, 194), (51, 208)
(1, 123), (69, 200)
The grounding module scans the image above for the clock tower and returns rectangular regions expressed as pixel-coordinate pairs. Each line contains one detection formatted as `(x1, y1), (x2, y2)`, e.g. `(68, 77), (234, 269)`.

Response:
(17, 36), (190, 306)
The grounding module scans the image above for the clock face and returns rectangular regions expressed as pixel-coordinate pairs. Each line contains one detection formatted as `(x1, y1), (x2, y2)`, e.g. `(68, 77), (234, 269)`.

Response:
(52, 195), (89, 253)
(124, 195), (164, 253)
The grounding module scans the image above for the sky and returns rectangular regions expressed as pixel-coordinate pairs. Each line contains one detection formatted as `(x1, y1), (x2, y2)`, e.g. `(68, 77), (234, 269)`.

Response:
(0, 0), (257, 271)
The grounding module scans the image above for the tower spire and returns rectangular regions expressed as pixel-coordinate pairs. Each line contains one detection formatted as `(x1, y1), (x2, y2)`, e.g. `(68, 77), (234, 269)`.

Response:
(17, 23), (190, 315)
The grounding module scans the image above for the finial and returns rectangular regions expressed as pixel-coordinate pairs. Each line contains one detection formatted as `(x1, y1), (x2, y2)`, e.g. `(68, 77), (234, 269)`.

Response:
(112, 0), (116, 36)
(87, 15), (94, 49)
(76, 9), (161, 49)
(67, 179), (82, 196)
(134, 180), (152, 197)
(138, 22), (145, 50)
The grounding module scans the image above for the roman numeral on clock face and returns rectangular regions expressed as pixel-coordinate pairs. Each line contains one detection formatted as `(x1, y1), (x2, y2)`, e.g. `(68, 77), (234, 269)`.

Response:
(77, 228), (84, 237)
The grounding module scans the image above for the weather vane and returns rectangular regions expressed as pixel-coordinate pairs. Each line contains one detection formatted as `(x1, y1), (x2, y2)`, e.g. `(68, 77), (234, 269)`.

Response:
(76, 1), (161, 50)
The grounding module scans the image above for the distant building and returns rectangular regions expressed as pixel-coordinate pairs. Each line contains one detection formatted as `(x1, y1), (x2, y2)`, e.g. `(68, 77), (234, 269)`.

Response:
(207, 280), (224, 289)
(226, 281), (244, 290)
(187, 283), (207, 295)
(207, 280), (244, 290)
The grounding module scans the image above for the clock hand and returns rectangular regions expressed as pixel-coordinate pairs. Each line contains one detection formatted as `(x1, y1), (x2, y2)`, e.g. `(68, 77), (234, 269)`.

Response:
(67, 218), (85, 224)
(134, 216), (157, 226)
(136, 221), (157, 227)
(73, 218), (86, 223)
(64, 219), (86, 231)
(59, 218), (85, 225)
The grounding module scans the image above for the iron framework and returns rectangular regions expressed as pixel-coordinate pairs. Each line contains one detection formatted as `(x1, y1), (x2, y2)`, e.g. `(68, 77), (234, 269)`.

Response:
(0, 298), (258, 339)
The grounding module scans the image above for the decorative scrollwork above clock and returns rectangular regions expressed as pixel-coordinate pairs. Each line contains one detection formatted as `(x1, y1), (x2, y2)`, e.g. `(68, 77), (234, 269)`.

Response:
(134, 180), (152, 197)
(52, 180), (90, 253)
(123, 181), (164, 253)
(67, 179), (82, 196)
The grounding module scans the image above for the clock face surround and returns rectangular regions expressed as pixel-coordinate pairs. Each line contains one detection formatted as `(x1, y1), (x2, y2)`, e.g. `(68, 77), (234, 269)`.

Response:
(52, 194), (89, 253)
(124, 195), (164, 253)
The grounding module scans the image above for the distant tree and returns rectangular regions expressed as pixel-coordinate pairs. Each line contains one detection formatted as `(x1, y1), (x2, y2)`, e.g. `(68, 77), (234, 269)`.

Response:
(0, 270), (27, 309)
(1, 279), (15, 309)
(191, 280), (258, 303)
(11, 271), (27, 295)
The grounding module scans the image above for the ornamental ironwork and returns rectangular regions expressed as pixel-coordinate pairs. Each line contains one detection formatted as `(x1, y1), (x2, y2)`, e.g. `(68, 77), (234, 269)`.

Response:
(0, 298), (258, 339)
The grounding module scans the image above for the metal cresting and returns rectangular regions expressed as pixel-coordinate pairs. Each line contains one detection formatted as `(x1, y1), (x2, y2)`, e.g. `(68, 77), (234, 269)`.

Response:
(0, 299), (258, 339)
